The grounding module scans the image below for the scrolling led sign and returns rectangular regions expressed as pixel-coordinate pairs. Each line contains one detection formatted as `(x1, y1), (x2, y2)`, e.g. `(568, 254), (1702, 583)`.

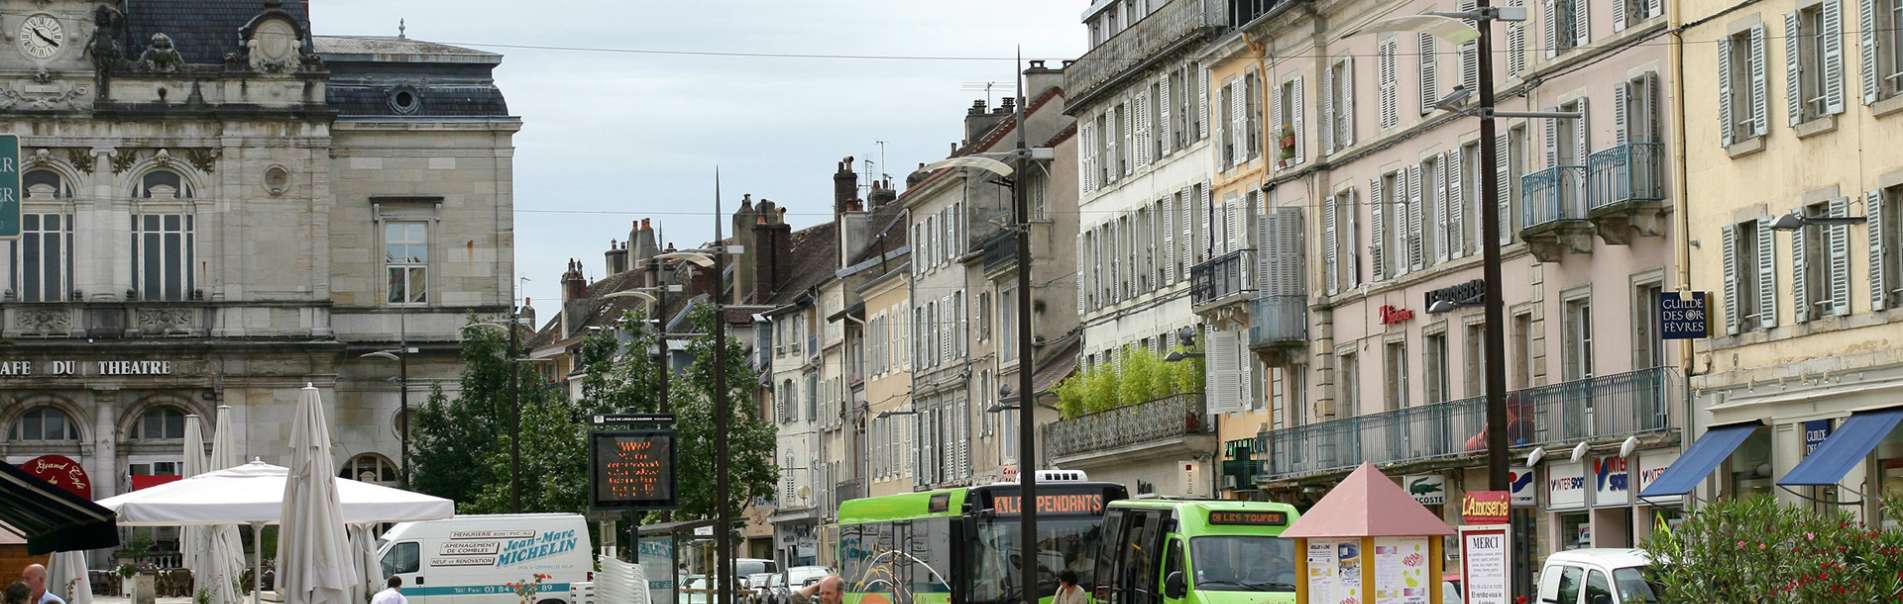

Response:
(993, 493), (1106, 516)
(1206, 510), (1289, 526)
(589, 431), (677, 510)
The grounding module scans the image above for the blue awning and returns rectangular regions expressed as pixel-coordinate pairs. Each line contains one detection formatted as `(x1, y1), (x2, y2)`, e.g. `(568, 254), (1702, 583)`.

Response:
(1638, 423), (1760, 498)
(1778, 408), (1903, 486)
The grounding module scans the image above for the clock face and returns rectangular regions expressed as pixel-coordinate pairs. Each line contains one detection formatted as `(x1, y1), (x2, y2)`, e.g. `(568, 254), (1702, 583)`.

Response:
(18, 14), (63, 60)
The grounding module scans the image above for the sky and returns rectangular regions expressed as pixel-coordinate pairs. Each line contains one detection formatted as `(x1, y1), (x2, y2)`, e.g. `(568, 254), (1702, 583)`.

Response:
(312, 0), (1088, 306)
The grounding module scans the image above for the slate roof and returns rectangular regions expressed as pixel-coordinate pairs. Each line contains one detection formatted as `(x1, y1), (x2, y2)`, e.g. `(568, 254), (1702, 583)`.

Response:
(318, 36), (511, 118)
(312, 36), (500, 62)
(324, 83), (510, 117)
(764, 222), (840, 308)
(124, 0), (311, 65)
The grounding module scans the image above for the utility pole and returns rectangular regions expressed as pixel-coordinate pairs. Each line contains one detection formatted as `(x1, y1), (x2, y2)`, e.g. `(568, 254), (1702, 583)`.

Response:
(399, 311), (411, 489)
(712, 170), (734, 604)
(509, 297), (523, 513)
(1475, 0), (1510, 495)
(1011, 53), (1040, 604)
(654, 254), (672, 412)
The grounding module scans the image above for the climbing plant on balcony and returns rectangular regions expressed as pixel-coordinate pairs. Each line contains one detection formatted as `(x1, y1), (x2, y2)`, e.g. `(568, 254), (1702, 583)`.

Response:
(1055, 346), (1205, 419)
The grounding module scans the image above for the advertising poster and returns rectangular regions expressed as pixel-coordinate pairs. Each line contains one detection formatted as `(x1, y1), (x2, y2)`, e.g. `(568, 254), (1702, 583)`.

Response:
(1306, 540), (1337, 603)
(1508, 466), (1537, 507)
(1592, 455), (1632, 507)
(1460, 525), (1512, 604)
(1334, 539), (1363, 604)
(1373, 537), (1431, 604)
(1637, 450), (1681, 503)
(638, 535), (674, 603)
(1547, 461), (1587, 510)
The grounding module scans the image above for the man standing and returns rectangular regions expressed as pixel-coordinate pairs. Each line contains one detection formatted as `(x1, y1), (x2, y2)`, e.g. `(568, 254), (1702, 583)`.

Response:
(371, 577), (407, 604)
(21, 564), (63, 604)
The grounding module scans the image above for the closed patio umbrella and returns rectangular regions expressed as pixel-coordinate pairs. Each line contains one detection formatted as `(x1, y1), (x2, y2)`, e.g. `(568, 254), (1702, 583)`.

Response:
(275, 384), (356, 604)
(47, 549), (93, 604)
(181, 415), (208, 591)
(202, 407), (246, 604)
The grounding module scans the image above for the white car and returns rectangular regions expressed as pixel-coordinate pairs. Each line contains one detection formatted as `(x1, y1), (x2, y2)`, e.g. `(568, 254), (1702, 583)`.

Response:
(785, 566), (830, 589)
(1536, 549), (1661, 604)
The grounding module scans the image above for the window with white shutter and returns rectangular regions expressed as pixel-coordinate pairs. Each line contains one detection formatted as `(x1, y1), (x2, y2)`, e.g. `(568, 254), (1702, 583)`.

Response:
(1789, 3), (1847, 126)
(1863, 0), (1903, 103)
(1371, 176), (1388, 279)
(1321, 63), (1336, 155)
(1179, 187), (1194, 278)
(1220, 82), (1236, 168)
(1408, 164), (1425, 271)
(1419, 32), (1440, 115)
(1452, 144), (1471, 257)
(1324, 192), (1340, 295)
(1873, 186), (1899, 311)
(1460, 0), (1480, 91)
(1155, 79), (1169, 160)
(1756, 217), (1779, 329)
(1246, 71), (1263, 161)
(1829, 196), (1853, 315)
(1509, 0), (1529, 75)
(1122, 101), (1135, 177)
(1345, 188), (1362, 287)
(1292, 76), (1307, 165)
(1433, 153), (1450, 264)
(1197, 62), (1210, 140)
(1379, 36), (1400, 129)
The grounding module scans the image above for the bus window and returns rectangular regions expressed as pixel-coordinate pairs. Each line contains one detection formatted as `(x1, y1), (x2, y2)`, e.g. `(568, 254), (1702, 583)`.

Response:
(1161, 539), (1185, 601)
(1188, 535), (1297, 592)
(1094, 509), (1127, 600)
(967, 513), (1105, 603)
(1118, 511), (1160, 604)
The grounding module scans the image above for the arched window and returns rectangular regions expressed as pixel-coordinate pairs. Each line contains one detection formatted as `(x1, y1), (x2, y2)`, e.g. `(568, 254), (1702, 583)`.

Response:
(339, 454), (399, 485)
(131, 406), (188, 440)
(8, 170), (74, 303)
(24, 170), (70, 199)
(7, 407), (78, 441)
(130, 170), (196, 301)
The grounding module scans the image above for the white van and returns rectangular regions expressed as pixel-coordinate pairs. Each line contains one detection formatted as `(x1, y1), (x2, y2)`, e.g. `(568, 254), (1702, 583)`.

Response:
(378, 513), (594, 604)
(1535, 549), (1661, 604)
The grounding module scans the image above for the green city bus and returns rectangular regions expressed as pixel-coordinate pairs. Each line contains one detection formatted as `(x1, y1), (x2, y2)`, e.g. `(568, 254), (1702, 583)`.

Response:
(836, 472), (1128, 604)
(1092, 500), (1302, 604)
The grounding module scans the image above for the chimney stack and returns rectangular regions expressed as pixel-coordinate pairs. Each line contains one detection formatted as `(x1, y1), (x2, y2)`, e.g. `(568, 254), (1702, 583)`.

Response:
(964, 98), (1009, 148)
(603, 239), (628, 274)
(834, 156), (860, 217)
(519, 297), (536, 331)
(1024, 59), (1066, 101)
(561, 258), (588, 301)
(869, 177), (897, 207)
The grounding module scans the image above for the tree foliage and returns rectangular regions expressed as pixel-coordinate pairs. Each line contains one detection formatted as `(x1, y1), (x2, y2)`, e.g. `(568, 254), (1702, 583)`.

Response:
(1643, 495), (1903, 601)
(1054, 346), (1204, 419)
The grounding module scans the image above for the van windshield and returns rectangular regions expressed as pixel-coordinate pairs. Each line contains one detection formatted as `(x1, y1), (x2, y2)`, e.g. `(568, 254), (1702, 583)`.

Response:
(1189, 537), (1296, 592)
(1612, 567), (1661, 603)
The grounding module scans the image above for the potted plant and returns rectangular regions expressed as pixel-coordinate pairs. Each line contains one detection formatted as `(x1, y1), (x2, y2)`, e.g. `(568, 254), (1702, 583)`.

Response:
(1277, 124), (1296, 168)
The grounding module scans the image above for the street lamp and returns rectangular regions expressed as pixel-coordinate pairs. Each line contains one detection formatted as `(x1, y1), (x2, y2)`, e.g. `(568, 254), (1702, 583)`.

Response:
(359, 332), (419, 489)
(1768, 208), (1867, 230)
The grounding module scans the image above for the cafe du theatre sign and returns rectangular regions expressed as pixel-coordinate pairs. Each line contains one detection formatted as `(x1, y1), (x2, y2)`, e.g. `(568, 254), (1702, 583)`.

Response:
(0, 360), (176, 377)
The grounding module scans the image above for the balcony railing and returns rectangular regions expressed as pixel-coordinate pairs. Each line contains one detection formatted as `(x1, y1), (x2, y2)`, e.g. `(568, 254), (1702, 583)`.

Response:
(1067, 0), (1231, 106)
(1586, 142), (1666, 211)
(1248, 295), (1307, 347)
(1044, 393), (1209, 460)
(1257, 367), (1680, 480)
(1520, 165), (1588, 230)
(1190, 249), (1251, 307)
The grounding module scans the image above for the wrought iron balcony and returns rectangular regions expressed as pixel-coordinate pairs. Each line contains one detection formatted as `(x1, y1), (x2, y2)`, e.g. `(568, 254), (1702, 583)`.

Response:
(1044, 393), (1211, 462)
(1248, 295), (1307, 349)
(1587, 142), (1666, 211)
(1256, 367), (1680, 481)
(1519, 164), (1592, 261)
(1190, 249), (1252, 309)
(1066, 0), (1232, 108)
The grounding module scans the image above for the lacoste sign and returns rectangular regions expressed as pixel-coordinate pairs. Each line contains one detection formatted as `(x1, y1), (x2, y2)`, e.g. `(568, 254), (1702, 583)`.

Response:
(1405, 473), (1447, 505)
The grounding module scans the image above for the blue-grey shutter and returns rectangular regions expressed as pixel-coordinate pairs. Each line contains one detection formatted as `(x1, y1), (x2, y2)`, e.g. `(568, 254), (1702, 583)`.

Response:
(1723, 224), (1741, 334)
(1751, 25), (1771, 137)
(1719, 36), (1735, 146)
(1787, 11), (1804, 127)
(1371, 177), (1387, 279)
(1793, 215), (1811, 323)
(1863, 0), (1881, 104)
(1758, 216), (1779, 329)
(1823, 0), (1846, 114)
(1830, 196), (1852, 315)
(1870, 189), (1888, 310)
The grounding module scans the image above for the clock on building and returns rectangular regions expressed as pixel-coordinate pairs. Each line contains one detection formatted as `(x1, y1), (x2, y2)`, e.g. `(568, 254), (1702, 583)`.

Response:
(18, 14), (63, 60)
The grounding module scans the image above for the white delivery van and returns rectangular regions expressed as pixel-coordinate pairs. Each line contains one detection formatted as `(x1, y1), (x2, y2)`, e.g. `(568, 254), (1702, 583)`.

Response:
(378, 513), (594, 604)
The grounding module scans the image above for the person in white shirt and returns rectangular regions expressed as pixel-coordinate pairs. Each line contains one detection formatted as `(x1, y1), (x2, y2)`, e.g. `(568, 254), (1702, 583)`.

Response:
(371, 576), (408, 604)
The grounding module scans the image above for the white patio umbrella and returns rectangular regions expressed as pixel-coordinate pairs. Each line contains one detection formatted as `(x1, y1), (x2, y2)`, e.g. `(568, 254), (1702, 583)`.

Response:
(346, 525), (382, 604)
(47, 549), (93, 604)
(181, 415), (208, 589)
(202, 407), (247, 604)
(276, 384), (356, 604)
(96, 462), (453, 526)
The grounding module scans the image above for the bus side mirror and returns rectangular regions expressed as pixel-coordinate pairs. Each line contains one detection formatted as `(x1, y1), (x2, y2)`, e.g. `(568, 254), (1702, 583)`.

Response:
(1164, 572), (1187, 599)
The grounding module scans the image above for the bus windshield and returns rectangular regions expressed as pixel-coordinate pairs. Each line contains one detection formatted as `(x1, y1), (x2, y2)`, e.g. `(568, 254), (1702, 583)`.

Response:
(1189, 536), (1297, 592)
(967, 516), (1103, 603)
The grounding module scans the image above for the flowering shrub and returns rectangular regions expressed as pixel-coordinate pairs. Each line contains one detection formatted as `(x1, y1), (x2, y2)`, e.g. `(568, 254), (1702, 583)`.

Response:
(505, 573), (553, 604)
(1643, 495), (1903, 601)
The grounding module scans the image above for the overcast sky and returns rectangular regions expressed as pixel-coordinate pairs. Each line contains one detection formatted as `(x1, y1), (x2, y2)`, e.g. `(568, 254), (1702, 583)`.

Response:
(313, 1), (1086, 306)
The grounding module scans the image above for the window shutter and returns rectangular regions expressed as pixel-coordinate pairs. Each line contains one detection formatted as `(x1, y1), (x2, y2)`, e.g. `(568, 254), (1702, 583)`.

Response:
(1786, 11), (1805, 127)
(1545, 111), (1559, 167)
(1381, 39), (1400, 128)
(1646, 72), (1664, 142)
(1648, 0), (1663, 21)
(1459, 0), (1480, 90)
(1134, 92), (1149, 168)
(1863, 0), (1880, 105)
(1574, 0), (1591, 47)
(1823, 0), (1846, 114)
(1419, 33), (1439, 114)
(1497, 133), (1513, 241)
(1124, 100), (1136, 176)
(1723, 225), (1740, 334)
(1079, 124), (1091, 194)
(1371, 177), (1388, 279)
(1293, 76), (1307, 164)
(1869, 189), (1888, 310)
(1614, 0), (1629, 31)
(1269, 77), (1284, 163)
(1256, 212), (1274, 295)
(1163, 196), (1176, 283)
(1449, 147), (1465, 258)
(1074, 238), (1085, 314)
(1238, 348), (1256, 414)
(1232, 79), (1247, 164)
(1830, 196), (1852, 315)
(1346, 188), (1362, 285)
(1544, 0), (1559, 59)
(1225, 197), (1241, 254)
(1200, 65), (1212, 140)
(1751, 25), (1771, 137)
(1758, 217), (1779, 329)
(1793, 218), (1811, 323)
(1343, 58), (1357, 145)
(1325, 193), (1340, 295)
(1107, 112), (1120, 180)
(1718, 36), (1735, 146)
(1574, 97), (1591, 166)
(1202, 180), (1214, 260)
(1160, 76), (1173, 151)
(1435, 153), (1450, 263)
(1616, 82), (1630, 145)
(1321, 65), (1335, 154)
(1180, 187), (1194, 271)
(1206, 327), (1242, 414)
(1408, 165), (1425, 271)
(1509, 0), (1529, 75)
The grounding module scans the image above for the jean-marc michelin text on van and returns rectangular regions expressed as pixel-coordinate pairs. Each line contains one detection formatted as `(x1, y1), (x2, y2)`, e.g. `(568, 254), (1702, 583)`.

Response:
(495, 529), (579, 567)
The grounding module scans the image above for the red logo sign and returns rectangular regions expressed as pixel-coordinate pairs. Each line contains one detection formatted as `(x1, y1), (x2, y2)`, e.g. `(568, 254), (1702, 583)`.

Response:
(22, 454), (92, 499)
(1461, 490), (1511, 525)
(1379, 304), (1416, 325)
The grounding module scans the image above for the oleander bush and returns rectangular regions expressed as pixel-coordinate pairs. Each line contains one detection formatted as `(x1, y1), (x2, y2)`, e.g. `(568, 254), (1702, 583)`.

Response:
(1642, 494), (1903, 601)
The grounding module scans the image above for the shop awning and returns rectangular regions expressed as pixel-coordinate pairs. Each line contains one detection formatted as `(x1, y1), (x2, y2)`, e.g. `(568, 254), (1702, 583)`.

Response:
(1778, 408), (1903, 487)
(1638, 423), (1759, 498)
(0, 461), (119, 554)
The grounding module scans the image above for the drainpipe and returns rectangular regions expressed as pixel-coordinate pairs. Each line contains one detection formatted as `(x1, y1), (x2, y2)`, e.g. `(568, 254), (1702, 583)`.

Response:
(1667, 0), (1699, 506)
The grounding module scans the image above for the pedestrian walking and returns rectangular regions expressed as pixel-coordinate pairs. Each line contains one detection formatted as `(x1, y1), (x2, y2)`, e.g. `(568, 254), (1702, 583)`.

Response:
(370, 577), (408, 604)
(1053, 571), (1086, 604)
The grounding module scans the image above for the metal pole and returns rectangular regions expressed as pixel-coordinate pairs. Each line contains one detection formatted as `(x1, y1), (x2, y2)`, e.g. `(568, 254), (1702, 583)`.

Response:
(1475, 0), (1510, 493)
(399, 312), (411, 489)
(510, 300), (523, 513)
(1012, 54), (1040, 604)
(656, 255), (671, 412)
(713, 170), (734, 604)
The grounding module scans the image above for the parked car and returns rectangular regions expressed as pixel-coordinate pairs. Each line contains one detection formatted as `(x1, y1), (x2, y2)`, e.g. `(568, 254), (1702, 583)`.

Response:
(785, 566), (830, 588)
(377, 514), (593, 604)
(1536, 549), (1660, 604)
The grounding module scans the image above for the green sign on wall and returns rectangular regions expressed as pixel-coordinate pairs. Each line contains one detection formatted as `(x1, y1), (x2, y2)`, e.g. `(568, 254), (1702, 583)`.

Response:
(0, 134), (19, 239)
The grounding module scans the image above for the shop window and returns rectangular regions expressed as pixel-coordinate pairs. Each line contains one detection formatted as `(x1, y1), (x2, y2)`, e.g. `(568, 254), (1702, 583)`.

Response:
(1558, 513), (1592, 551)
(8, 407), (79, 441)
(133, 406), (188, 440)
(340, 454), (399, 485)
(1726, 428), (1776, 498)
(1879, 427), (1903, 529)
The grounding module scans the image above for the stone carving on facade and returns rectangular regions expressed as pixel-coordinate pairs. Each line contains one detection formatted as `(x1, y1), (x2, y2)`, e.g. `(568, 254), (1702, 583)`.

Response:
(109, 149), (137, 174)
(152, 148), (175, 169)
(87, 5), (127, 72)
(0, 79), (91, 111)
(264, 165), (289, 196)
(136, 34), (184, 73)
(24, 148), (51, 168)
(134, 308), (197, 335)
(65, 149), (92, 172)
(17, 308), (72, 336)
(185, 148), (218, 174)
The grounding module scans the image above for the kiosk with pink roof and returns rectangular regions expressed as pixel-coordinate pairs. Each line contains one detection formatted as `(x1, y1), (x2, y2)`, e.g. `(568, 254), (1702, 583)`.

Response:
(1280, 462), (1455, 604)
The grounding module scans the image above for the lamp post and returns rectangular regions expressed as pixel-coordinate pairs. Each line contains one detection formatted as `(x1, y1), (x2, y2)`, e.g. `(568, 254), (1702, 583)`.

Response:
(359, 314), (418, 488)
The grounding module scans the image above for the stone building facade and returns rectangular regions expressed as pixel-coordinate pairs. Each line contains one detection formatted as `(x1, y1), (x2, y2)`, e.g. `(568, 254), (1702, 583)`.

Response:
(0, 0), (517, 540)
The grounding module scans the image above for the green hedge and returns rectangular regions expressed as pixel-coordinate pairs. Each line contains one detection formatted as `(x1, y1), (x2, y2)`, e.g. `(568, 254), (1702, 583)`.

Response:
(1054, 346), (1203, 419)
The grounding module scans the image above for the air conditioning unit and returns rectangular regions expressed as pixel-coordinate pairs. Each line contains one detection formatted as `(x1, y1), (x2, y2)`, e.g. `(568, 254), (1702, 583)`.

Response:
(1179, 460), (1210, 498)
(1221, 474), (1238, 491)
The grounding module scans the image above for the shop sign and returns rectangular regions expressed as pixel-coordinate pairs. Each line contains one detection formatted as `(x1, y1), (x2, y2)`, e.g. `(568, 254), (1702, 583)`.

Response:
(1803, 419), (1833, 457)
(1637, 450), (1681, 503)
(1592, 455), (1632, 507)
(21, 454), (91, 499)
(1460, 490), (1512, 525)
(1426, 279), (1486, 310)
(1404, 474), (1446, 505)
(1459, 524), (1512, 604)
(1546, 462), (1586, 510)
(1508, 466), (1537, 507)
(0, 134), (18, 240)
(1658, 291), (1710, 340)
(1379, 305), (1416, 325)
(0, 360), (173, 377)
